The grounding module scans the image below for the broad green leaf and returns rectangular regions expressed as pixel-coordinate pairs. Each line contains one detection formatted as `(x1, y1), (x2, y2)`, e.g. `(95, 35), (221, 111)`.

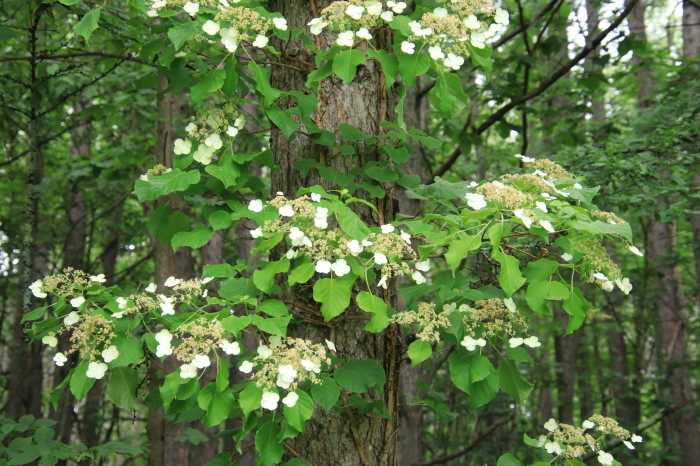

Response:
(287, 261), (316, 286)
(258, 300), (289, 317)
(356, 291), (389, 332)
(367, 49), (398, 88)
(255, 421), (284, 466)
(221, 59), (239, 97)
(252, 258), (290, 294)
(267, 107), (298, 140)
(283, 390), (314, 432)
(398, 52), (430, 87)
(221, 315), (251, 335)
(248, 62), (280, 104)
(148, 206), (191, 245)
(332, 49), (366, 84)
(339, 123), (370, 141)
(470, 369), (499, 409)
(109, 335), (144, 367)
(76, 9), (100, 44)
(239, 383), (263, 417)
(365, 166), (399, 182)
(171, 224), (213, 252)
(494, 252), (526, 296)
(0, 26), (19, 40)
(333, 203), (371, 240)
(498, 359), (534, 404)
(313, 275), (355, 321)
(445, 235), (481, 272)
(219, 277), (260, 300)
(21, 306), (46, 323)
(198, 383), (234, 428)
(203, 263), (236, 278)
(508, 347), (534, 367)
(497, 453), (522, 466)
(209, 210), (233, 231)
(334, 359), (386, 393)
(70, 362), (96, 402)
(135, 169), (201, 202)
(205, 155), (241, 188)
(563, 288), (589, 335)
(250, 315), (290, 336)
(525, 259), (559, 281)
(191, 69), (225, 104)
(107, 367), (139, 410)
(216, 358), (229, 391)
(526, 280), (570, 315)
(407, 340), (432, 366)
(311, 375), (340, 411)
(465, 43), (493, 77)
(168, 21), (200, 50)
(448, 351), (493, 393)
(50, 371), (72, 410)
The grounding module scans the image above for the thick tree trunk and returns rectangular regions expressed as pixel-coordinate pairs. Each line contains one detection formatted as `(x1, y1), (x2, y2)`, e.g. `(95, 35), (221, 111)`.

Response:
(267, 1), (400, 464)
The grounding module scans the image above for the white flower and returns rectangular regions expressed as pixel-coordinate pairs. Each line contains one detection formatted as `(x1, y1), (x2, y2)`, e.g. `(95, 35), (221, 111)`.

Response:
(311, 193), (321, 202)
(433, 7), (448, 17)
(356, 27), (372, 40)
(458, 304), (471, 312)
(429, 46), (445, 60)
(253, 34), (269, 48)
(146, 282), (157, 293)
(443, 303), (456, 312)
(70, 297), (85, 309)
(193, 145), (214, 165)
(541, 192), (556, 200)
(539, 220), (556, 233)
(180, 363), (198, 379)
(401, 41), (415, 54)
(202, 20), (220, 35)
(286, 249), (297, 260)
(64, 311), (80, 326)
(464, 14), (480, 29)
(53, 352), (67, 366)
(204, 132), (222, 150)
(156, 344), (172, 357)
(536, 201), (548, 213)
(514, 209), (533, 228)
(380, 10), (394, 21)
(465, 193), (487, 209)
(239, 361), (254, 373)
(632, 434), (643, 443)
(261, 391), (280, 410)
(545, 441), (562, 455)
(461, 336), (486, 351)
(331, 259), (351, 277)
(378, 275), (388, 289)
(146, 9), (158, 17)
(494, 8), (509, 25)
(164, 276), (180, 287)
(282, 391), (299, 408)
(102, 345), (119, 363)
(400, 230), (412, 245)
(219, 27), (239, 52)
(42, 335), (58, 347)
(471, 32), (487, 48)
(515, 153), (536, 162)
(279, 205), (294, 217)
(347, 240), (363, 255)
(504, 298), (516, 312)
(220, 341), (241, 355)
(251, 228), (263, 238)
(192, 354), (211, 369)
(337, 30), (355, 47)
(272, 17), (288, 30)
(278, 364), (297, 379)
(116, 297), (128, 310)
(183, 1), (199, 16)
(30, 280), (46, 298)
(381, 224), (395, 234)
(415, 260), (431, 272)
(258, 345), (273, 359)
(509, 337), (524, 348)
(325, 339), (337, 351)
(523, 336), (541, 348)
(582, 420), (595, 429)
(86, 361), (108, 379)
(443, 53), (465, 70)
(269, 335), (282, 348)
(314, 217), (328, 229)
(159, 295), (175, 316)
(593, 272), (608, 281)
(226, 126), (239, 137)
(374, 253), (388, 265)
(544, 418), (558, 432)
(628, 245), (644, 256)
(185, 122), (197, 133)
(597, 451), (614, 466)
(316, 260), (332, 274)
(308, 17), (328, 35)
(573, 183), (583, 189)
(289, 227), (307, 246)
(562, 253), (573, 262)
(315, 207), (329, 219)
(624, 441), (635, 450)
(533, 169), (548, 177)
(346, 5), (365, 20)
(155, 329), (173, 344)
(412, 271), (426, 284)
(616, 277), (633, 295)
(249, 199), (263, 212)
(601, 280), (614, 292)
(90, 274), (106, 283)
(388, 1), (406, 14)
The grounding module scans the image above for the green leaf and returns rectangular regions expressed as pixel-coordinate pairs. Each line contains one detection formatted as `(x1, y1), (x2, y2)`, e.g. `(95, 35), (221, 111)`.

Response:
(250, 315), (291, 336)
(258, 300), (289, 317)
(219, 277), (260, 300)
(356, 291), (390, 332)
(209, 210), (233, 231)
(168, 21), (200, 50)
(239, 383), (263, 417)
(191, 69), (225, 104)
(448, 351), (493, 393)
(470, 369), (499, 409)
(267, 107), (298, 140)
(497, 453), (522, 466)
(255, 421), (284, 466)
(365, 166), (399, 182)
(284, 390), (314, 432)
(311, 375), (340, 411)
(0, 26), (18, 40)
(398, 52), (430, 87)
(334, 359), (386, 393)
(216, 359), (229, 392)
(205, 155), (241, 188)
(221, 59), (239, 98)
(465, 43), (493, 77)
(526, 281), (570, 315)
(50, 371), (72, 410)
(313, 275), (355, 321)
(109, 335), (144, 367)
(203, 263), (236, 278)
(494, 252), (526, 297)
(70, 362), (96, 402)
(368, 49), (398, 88)
(498, 360), (534, 404)
(135, 169), (201, 202)
(445, 235), (481, 272)
(339, 123), (370, 141)
(563, 288), (589, 335)
(171, 224), (213, 252)
(508, 347), (534, 367)
(333, 203), (371, 240)
(332, 49), (366, 84)
(287, 261), (316, 286)
(407, 340), (432, 366)
(221, 315), (251, 335)
(248, 62), (281, 104)
(525, 259), (559, 281)
(76, 9), (100, 44)
(252, 258), (290, 294)
(198, 383), (234, 428)
(107, 367), (139, 410)
(148, 206), (191, 245)
(21, 306), (46, 323)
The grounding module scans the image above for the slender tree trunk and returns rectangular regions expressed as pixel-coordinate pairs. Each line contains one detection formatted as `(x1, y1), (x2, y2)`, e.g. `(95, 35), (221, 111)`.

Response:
(268, 1), (400, 464)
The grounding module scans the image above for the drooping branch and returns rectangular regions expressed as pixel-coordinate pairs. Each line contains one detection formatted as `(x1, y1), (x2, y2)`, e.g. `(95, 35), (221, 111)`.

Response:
(0, 52), (149, 64)
(433, 0), (641, 178)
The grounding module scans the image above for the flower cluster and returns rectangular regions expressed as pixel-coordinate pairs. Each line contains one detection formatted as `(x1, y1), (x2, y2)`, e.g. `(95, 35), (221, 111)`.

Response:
(455, 298), (536, 350)
(50, 314), (117, 380)
(391, 302), (451, 342)
(243, 337), (330, 410)
(174, 104), (245, 166)
(538, 416), (643, 464)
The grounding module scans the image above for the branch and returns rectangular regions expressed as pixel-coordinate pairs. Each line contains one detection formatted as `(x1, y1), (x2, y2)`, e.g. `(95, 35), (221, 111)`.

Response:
(414, 413), (515, 465)
(433, 0), (640, 178)
(0, 52), (150, 65)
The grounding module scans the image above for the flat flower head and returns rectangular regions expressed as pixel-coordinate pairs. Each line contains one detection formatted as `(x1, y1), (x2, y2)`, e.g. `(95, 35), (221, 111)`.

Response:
(64, 311), (80, 326)
(102, 345), (119, 363)
(249, 199), (264, 212)
(202, 20), (220, 35)
(86, 361), (109, 379)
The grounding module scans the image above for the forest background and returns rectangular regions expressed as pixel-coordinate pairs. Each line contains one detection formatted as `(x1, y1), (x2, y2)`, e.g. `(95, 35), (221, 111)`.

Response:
(1, 0), (699, 465)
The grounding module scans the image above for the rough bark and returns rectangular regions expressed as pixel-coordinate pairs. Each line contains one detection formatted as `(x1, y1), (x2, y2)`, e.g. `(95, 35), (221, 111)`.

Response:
(267, 1), (400, 464)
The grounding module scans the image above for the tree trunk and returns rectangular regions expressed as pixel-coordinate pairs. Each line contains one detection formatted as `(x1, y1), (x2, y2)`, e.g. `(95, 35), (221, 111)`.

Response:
(267, 1), (400, 464)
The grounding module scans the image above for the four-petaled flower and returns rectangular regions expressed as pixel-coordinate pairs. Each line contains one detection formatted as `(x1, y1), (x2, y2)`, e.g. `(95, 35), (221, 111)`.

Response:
(102, 345), (119, 363)
(86, 361), (108, 379)
(544, 418), (558, 432)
